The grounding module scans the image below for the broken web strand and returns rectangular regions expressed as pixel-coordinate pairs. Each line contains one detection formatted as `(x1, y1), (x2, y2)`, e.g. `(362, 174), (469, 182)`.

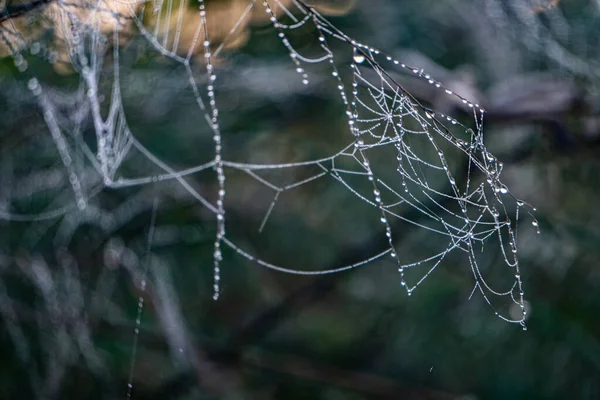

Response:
(126, 198), (158, 399)
(193, 0), (227, 301)
(117, 0), (226, 299)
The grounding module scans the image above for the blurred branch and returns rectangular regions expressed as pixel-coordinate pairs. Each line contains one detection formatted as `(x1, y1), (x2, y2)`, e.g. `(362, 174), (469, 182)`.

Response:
(0, 0), (53, 23)
(244, 348), (461, 399)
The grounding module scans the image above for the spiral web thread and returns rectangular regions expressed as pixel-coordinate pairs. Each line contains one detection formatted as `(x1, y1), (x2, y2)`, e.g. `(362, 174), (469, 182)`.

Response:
(0, 2), (538, 393)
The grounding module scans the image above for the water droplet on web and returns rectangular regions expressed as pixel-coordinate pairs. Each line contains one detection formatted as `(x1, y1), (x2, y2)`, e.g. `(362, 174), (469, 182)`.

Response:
(77, 199), (87, 210)
(30, 42), (41, 55)
(13, 54), (24, 67)
(27, 78), (40, 93)
(353, 49), (365, 64)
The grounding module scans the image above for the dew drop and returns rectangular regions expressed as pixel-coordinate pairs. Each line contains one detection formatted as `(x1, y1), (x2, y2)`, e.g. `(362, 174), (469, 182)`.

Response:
(27, 78), (39, 92)
(77, 199), (87, 210)
(353, 49), (365, 64)
(30, 42), (41, 55)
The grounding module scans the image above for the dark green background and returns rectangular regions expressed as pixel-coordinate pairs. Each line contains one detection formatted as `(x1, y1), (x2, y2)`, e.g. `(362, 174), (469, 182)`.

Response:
(1, 1), (599, 399)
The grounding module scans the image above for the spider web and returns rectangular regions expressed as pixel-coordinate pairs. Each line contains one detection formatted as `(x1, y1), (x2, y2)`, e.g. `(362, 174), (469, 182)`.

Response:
(0, 0), (537, 397)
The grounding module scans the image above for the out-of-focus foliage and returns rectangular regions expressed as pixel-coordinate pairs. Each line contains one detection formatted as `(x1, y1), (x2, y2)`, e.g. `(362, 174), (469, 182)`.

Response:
(1, 1), (599, 399)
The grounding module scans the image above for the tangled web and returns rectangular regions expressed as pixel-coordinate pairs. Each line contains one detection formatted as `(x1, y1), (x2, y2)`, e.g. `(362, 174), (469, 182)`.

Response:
(0, 1), (537, 394)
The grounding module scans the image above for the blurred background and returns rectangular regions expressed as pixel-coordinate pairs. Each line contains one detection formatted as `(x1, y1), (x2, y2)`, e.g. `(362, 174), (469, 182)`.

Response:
(1, 0), (599, 399)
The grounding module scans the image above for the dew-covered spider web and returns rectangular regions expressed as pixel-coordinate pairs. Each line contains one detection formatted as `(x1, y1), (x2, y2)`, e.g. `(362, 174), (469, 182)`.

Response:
(0, 0), (537, 398)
